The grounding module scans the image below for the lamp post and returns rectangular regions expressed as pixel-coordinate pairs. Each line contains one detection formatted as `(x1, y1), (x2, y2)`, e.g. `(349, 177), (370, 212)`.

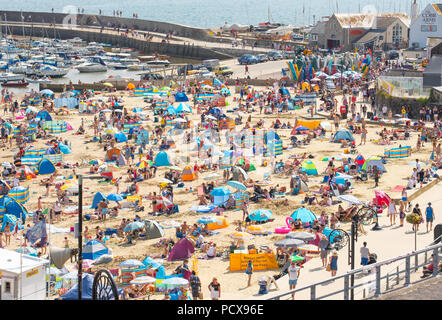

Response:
(348, 215), (359, 300)
(77, 175), (83, 300)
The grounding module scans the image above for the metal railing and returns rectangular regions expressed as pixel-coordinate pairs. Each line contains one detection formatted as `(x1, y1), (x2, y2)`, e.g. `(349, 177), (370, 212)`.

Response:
(268, 242), (442, 300)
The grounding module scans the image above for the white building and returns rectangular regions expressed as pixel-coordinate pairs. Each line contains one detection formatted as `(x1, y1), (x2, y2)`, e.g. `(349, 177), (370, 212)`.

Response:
(0, 249), (49, 300)
(409, 3), (442, 49)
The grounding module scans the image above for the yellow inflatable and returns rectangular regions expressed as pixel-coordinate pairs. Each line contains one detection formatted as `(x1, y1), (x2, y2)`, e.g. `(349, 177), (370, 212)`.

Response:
(207, 216), (229, 230)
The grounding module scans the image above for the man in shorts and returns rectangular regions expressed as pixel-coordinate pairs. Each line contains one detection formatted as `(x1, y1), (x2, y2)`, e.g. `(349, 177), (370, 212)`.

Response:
(288, 261), (301, 299)
(426, 203), (435, 233)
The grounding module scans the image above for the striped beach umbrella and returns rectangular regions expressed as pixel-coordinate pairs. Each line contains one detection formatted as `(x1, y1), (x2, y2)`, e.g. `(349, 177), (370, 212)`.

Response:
(230, 232), (252, 240)
(130, 276), (156, 285)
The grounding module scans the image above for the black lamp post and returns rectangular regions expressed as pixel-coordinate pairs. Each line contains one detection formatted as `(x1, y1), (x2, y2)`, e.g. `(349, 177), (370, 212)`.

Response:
(77, 175), (83, 300)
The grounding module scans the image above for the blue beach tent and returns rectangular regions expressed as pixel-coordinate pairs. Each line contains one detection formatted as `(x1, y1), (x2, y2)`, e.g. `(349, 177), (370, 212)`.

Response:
(91, 192), (106, 209)
(175, 92), (189, 102)
(82, 239), (109, 260)
(36, 158), (56, 175)
(154, 151), (171, 166)
(290, 207), (317, 225)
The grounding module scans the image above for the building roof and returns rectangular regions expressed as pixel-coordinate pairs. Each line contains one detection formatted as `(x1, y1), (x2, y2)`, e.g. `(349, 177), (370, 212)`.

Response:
(0, 248), (49, 275)
(309, 21), (326, 34)
(432, 4), (442, 15)
(355, 31), (383, 44)
(334, 12), (410, 29)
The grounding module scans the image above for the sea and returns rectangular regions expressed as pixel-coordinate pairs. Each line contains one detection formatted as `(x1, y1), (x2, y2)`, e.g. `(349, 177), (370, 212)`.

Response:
(0, 0), (434, 28)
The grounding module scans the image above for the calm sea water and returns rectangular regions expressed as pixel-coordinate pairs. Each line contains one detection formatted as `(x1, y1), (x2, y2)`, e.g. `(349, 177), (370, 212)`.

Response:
(0, 0), (434, 28)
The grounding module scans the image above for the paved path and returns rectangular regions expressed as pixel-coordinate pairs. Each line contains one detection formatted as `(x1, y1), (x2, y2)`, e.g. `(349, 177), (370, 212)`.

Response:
(253, 181), (442, 300)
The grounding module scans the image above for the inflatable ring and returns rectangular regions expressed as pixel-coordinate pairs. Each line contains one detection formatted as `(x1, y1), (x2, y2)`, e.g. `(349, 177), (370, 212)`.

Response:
(275, 226), (291, 234)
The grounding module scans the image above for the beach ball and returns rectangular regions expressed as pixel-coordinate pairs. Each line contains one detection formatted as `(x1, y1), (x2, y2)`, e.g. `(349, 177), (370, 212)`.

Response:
(344, 149), (349, 154)
(299, 190), (304, 194)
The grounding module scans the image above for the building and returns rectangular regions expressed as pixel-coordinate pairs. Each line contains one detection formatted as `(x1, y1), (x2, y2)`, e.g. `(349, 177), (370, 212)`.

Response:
(409, 4), (442, 49)
(0, 248), (49, 300)
(317, 13), (410, 51)
(433, 86), (442, 100)
(308, 21), (326, 48)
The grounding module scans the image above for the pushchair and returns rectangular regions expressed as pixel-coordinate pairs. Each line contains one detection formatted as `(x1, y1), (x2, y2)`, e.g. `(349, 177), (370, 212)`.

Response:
(290, 136), (299, 147)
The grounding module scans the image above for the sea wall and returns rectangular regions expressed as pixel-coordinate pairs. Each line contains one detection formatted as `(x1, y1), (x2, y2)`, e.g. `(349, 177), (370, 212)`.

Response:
(0, 10), (211, 41)
(4, 24), (234, 60)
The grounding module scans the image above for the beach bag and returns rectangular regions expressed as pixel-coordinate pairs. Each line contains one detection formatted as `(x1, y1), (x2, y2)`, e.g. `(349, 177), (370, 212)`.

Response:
(326, 264), (331, 272)
(199, 291), (203, 299)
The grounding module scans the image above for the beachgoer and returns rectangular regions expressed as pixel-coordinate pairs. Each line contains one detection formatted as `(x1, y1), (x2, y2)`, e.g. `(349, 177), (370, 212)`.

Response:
(287, 261), (300, 299)
(208, 278), (221, 300)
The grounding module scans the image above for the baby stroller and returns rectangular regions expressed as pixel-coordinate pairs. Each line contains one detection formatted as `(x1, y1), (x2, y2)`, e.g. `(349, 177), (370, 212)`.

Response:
(290, 136), (299, 147)
(368, 253), (377, 265)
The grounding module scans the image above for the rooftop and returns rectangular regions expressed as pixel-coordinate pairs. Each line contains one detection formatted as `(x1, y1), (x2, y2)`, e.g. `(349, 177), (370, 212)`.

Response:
(334, 12), (410, 29)
(432, 4), (442, 15)
(0, 248), (49, 275)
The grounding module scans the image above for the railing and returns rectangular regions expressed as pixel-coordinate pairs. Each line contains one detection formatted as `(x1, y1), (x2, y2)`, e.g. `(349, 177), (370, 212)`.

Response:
(268, 242), (442, 300)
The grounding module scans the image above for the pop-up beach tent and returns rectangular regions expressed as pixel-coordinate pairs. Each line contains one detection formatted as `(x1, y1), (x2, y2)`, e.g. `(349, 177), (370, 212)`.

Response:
(82, 239), (109, 260)
(175, 92), (189, 102)
(143, 220), (165, 239)
(168, 238), (195, 261)
(211, 187), (230, 206)
(181, 166), (196, 181)
(154, 151), (171, 166)
(91, 192), (106, 209)
(301, 160), (318, 175)
(290, 207), (317, 225)
(36, 158), (56, 175)
(0, 195), (28, 223)
(331, 128), (355, 142)
(104, 148), (126, 166)
(362, 156), (386, 173)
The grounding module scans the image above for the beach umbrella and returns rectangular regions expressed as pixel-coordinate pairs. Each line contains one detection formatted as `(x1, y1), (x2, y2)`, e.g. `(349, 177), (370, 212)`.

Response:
(89, 160), (99, 165)
(158, 178), (173, 184)
(248, 209), (272, 222)
(226, 180), (247, 191)
(204, 173), (222, 181)
(166, 166), (183, 171)
(136, 160), (149, 169)
(101, 109), (112, 113)
(60, 183), (78, 192)
(274, 238), (304, 248)
(107, 193), (123, 202)
(118, 259), (144, 268)
(286, 231), (316, 241)
(290, 207), (317, 225)
(337, 195), (362, 205)
(99, 163), (119, 172)
(230, 232), (252, 240)
(290, 255), (306, 263)
(206, 115), (217, 121)
(297, 244), (320, 253)
(197, 216), (221, 224)
(174, 118), (187, 123)
(161, 277), (189, 288)
(26, 106), (38, 113)
(375, 191), (392, 206)
(40, 89), (54, 95)
(103, 82), (113, 87)
(2, 162), (12, 168)
(16, 246), (38, 257)
(130, 276), (156, 285)
(124, 221), (145, 232)
(159, 220), (181, 229)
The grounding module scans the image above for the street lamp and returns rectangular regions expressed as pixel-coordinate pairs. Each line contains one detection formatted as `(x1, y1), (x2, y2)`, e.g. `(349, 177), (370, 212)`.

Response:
(77, 175), (83, 300)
